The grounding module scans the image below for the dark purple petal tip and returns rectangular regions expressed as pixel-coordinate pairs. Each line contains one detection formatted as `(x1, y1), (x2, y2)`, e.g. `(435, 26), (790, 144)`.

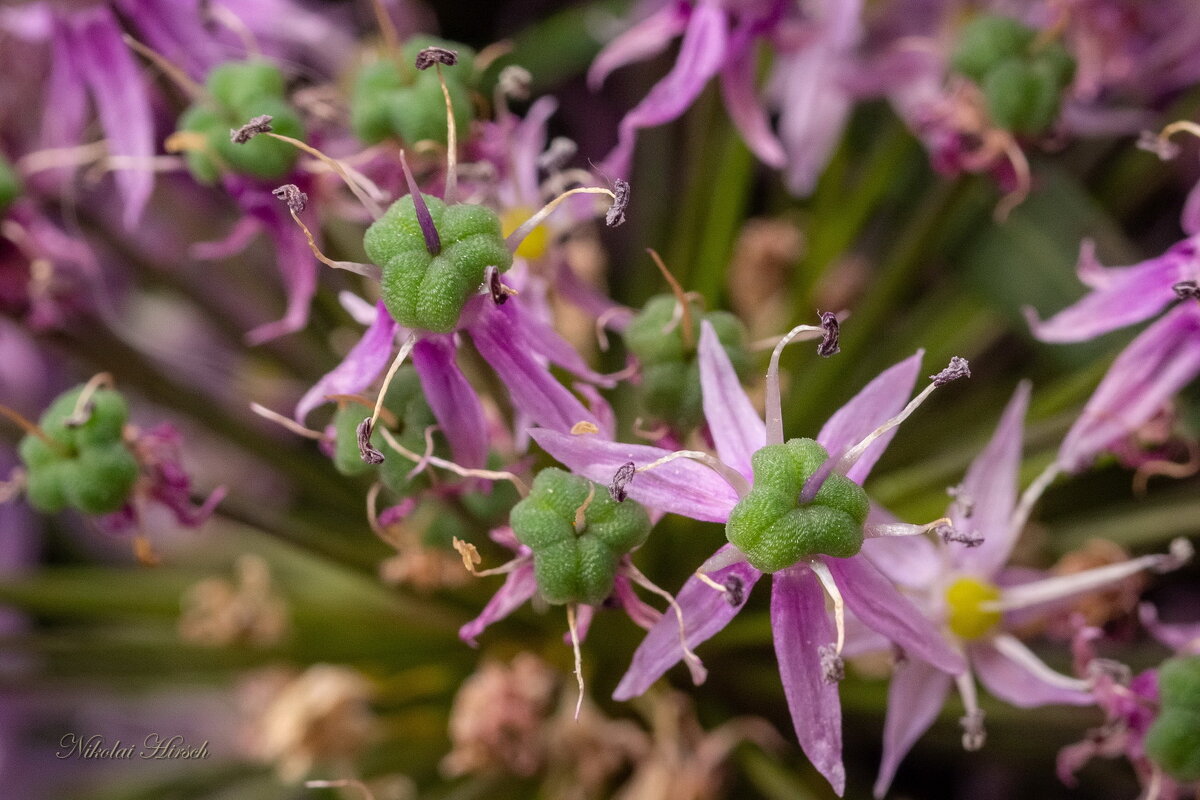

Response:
(231, 114), (273, 144)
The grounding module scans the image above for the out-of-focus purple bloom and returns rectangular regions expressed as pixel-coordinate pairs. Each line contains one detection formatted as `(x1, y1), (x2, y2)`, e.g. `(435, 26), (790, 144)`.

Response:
(1026, 210), (1200, 471)
(863, 384), (1193, 797)
(1, 202), (102, 330)
(3, 4), (154, 228)
(535, 322), (966, 795)
(99, 422), (226, 535)
(591, 0), (789, 177)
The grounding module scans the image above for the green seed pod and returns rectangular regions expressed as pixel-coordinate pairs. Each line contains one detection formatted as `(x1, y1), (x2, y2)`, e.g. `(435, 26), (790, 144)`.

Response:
(207, 60), (288, 112)
(1146, 656), (1200, 781)
(726, 438), (870, 573)
(17, 385), (138, 516)
(0, 152), (22, 214)
(1035, 42), (1076, 90)
(982, 57), (1061, 135)
(364, 194), (512, 333)
(178, 60), (305, 184)
(64, 443), (140, 515)
(625, 295), (750, 432)
(349, 37), (476, 146)
(510, 468), (651, 606)
(951, 15), (1037, 83)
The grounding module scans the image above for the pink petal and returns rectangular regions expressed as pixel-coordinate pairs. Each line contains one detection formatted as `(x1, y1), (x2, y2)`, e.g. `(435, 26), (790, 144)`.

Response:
(874, 658), (953, 799)
(970, 641), (1093, 707)
(818, 352), (922, 484)
(412, 335), (488, 469)
(40, 14), (89, 153)
(294, 300), (398, 424)
(1025, 240), (1193, 342)
(699, 320), (764, 481)
(613, 545), (761, 700)
(601, 3), (729, 176)
(72, 7), (155, 228)
(588, 4), (689, 90)
(827, 555), (965, 675)
(513, 299), (617, 387)
(511, 96), (558, 205)
(459, 563), (537, 647)
(950, 382), (1029, 577)
(530, 429), (739, 522)
(244, 196), (319, 344)
(771, 565), (845, 796)
(190, 215), (263, 260)
(1058, 304), (1200, 471)
(718, 23), (786, 168)
(470, 304), (600, 434)
(1139, 603), (1200, 653)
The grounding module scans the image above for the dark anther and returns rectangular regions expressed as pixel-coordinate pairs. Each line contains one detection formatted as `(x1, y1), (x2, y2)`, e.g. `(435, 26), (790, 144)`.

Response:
(818, 644), (845, 683)
(606, 179), (630, 228)
(931, 356), (971, 386)
(415, 46), (458, 70)
(723, 574), (745, 607)
(488, 267), (508, 306)
(356, 418), (385, 465)
(272, 184), (308, 215)
(1173, 280), (1200, 300)
(230, 114), (273, 144)
(609, 461), (636, 502)
(939, 523), (983, 548)
(817, 311), (840, 357)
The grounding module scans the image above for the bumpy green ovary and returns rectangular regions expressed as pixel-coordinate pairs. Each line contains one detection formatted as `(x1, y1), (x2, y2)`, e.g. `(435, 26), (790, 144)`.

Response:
(624, 295), (750, 432)
(177, 60), (305, 184)
(350, 37), (476, 146)
(725, 439), (869, 573)
(0, 152), (22, 214)
(1146, 656), (1200, 782)
(363, 194), (512, 333)
(950, 15), (1076, 135)
(510, 468), (651, 606)
(18, 386), (139, 515)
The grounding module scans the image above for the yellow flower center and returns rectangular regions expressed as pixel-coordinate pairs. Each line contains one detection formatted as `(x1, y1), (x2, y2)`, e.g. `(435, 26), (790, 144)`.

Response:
(945, 577), (1003, 640)
(501, 207), (548, 261)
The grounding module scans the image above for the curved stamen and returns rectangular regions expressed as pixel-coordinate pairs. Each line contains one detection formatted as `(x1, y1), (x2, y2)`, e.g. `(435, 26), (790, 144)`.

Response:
(505, 186), (622, 251)
(990, 633), (1091, 693)
(1006, 461), (1060, 543)
(377, 427), (529, 496)
(566, 603), (586, 720)
(272, 184), (382, 280)
(368, 333), (419, 436)
(647, 248), (694, 348)
(64, 372), (114, 428)
(765, 323), (825, 446)
(248, 403), (325, 440)
(833, 357), (970, 475)
(955, 670), (986, 751)
(865, 517), (953, 539)
(0, 404), (69, 456)
(414, 48), (460, 204)
(624, 562), (707, 687)
(254, 130), (384, 218)
(809, 559), (845, 657)
(122, 35), (207, 100)
(626, 450), (751, 498)
(985, 538), (1193, 612)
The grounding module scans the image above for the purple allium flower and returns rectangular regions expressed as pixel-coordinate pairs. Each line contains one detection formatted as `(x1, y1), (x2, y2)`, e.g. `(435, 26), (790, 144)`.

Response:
(863, 384), (1194, 797)
(590, 0), (789, 177)
(1026, 209), (1200, 471)
(533, 321), (968, 794)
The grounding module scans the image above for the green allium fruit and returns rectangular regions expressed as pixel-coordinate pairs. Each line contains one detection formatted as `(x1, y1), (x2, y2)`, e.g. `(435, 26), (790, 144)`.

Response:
(950, 15), (1075, 136)
(350, 37), (476, 146)
(625, 295), (750, 432)
(510, 468), (651, 606)
(18, 386), (139, 515)
(726, 438), (869, 573)
(1146, 656), (1200, 782)
(363, 194), (512, 333)
(950, 15), (1036, 83)
(0, 152), (22, 214)
(178, 60), (305, 184)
